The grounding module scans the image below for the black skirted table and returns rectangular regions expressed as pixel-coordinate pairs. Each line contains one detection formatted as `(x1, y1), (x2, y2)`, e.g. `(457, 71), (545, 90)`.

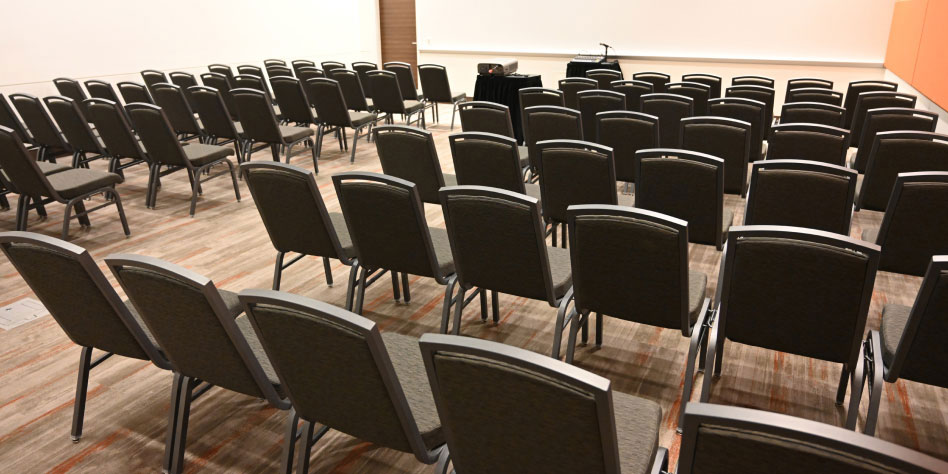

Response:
(473, 74), (542, 143)
(566, 60), (621, 78)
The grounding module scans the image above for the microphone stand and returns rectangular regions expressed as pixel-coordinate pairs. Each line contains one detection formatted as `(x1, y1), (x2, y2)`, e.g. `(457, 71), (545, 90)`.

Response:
(600, 43), (611, 63)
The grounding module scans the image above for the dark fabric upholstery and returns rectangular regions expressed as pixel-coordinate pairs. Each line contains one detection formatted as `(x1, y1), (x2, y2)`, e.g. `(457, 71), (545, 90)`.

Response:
(232, 90), (283, 144)
(861, 138), (948, 211)
(46, 169), (123, 199)
(328, 70), (371, 112)
(852, 112), (937, 173)
(883, 272), (948, 387)
(234, 314), (279, 384)
(558, 79), (597, 110)
(45, 97), (101, 153)
(384, 63), (420, 101)
(636, 158), (721, 246)
(876, 182), (948, 275)
(668, 84), (710, 115)
(127, 106), (191, 167)
(746, 169), (852, 234)
(597, 115), (657, 183)
(11, 95), (66, 149)
(726, 88), (774, 132)
(418, 66), (456, 103)
(519, 89), (565, 109)
(307, 78), (355, 127)
(780, 106), (844, 128)
(191, 87), (240, 140)
(451, 137), (524, 193)
(724, 237), (871, 363)
(350, 111), (376, 127)
(843, 83), (898, 129)
(577, 93), (625, 140)
(681, 122), (750, 194)
(53, 79), (88, 107)
(632, 73), (669, 93)
(614, 391), (663, 474)
(539, 147), (616, 223)
(368, 72), (410, 115)
(182, 143), (234, 166)
(709, 100), (765, 161)
(586, 70), (622, 90)
(0, 130), (50, 198)
(375, 130), (446, 204)
(612, 83), (652, 113)
(786, 89), (843, 106)
(850, 95), (916, 146)
(642, 98), (692, 147)
(381, 332), (444, 449)
(767, 130), (847, 166)
(37, 161), (71, 175)
(459, 106), (513, 137)
(152, 85), (201, 135)
(200, 73), (239, 119)
(86, 101), (143, 159)
(270, 77), (316, 125)
(118, 83), (153, 105)
(279, 125), (313, 142)
(85, 81), (121, 104)
(524, 110), (582, 170)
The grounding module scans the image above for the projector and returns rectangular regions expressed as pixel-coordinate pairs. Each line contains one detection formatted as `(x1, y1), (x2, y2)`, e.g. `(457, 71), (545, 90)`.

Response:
(477, 58), (518, 76)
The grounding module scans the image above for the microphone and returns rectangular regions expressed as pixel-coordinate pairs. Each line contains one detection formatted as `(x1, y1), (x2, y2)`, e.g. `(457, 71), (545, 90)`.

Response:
(600, 42), (612, 49)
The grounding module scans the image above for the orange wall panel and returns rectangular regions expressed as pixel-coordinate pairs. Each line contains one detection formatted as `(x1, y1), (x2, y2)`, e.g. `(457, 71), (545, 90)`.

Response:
(884, 0), (928, 82)
(911, 0), (948, 110)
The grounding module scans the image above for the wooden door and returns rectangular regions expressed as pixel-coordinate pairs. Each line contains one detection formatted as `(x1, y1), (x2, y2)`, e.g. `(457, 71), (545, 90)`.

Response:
(379, 0), (418, 86)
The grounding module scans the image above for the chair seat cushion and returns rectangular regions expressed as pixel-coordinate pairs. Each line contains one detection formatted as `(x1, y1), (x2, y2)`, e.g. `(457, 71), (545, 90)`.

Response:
(688, 271), (709, 325)
(349, 111), (377, 128)
(617, 193), (634, 207)
(280, 125), (314, 142)
(862, 228), (879, 244)
(404, 100), (425, 114)
(880, 303), (910, 369)
(855, 173), (864, 203)
(428, 227), (456, 276)
(183, 143), (234, 166)
(235, 313), (281, 385)
(451, 93), (466, 102)
(37, 161), (71, 175)
(547, 246), (572, 299)
(723, 209), (734, 236)
(380, 332), (444, 450)
(124, 299), (160, 348)
(328, 212), (355, 257)
(524, 183), (541, 200)
(443, 173), (458, 188)
(614, 391), (662, 474)
(46, 169), (123, 199)
(518, 146), (530, 169)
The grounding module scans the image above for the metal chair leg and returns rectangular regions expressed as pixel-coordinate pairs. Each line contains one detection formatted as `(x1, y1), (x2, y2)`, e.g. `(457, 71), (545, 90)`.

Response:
(354, 266), (369, 315)
(70, 347), (93, 442)
(565, 309), (584, 364)
(401, 272), (411, 303)
(440, 276), (458, 334)
(479, 288), (488, 321)
(169, 376), (195, 474)
(345, 261), (359, 311)
(273, 252), (286, 290)
(835, 365), (849, 406)
(112, 190), (131, 237)
(281, 409), (300, 474)
(451, 286), (467, 335)
(349, 127), (360, 163)
(450, 101), (459, 130)
(391, 271), (401, 301)
(163, 373), (185, 473)
(323, 257), (333, 287)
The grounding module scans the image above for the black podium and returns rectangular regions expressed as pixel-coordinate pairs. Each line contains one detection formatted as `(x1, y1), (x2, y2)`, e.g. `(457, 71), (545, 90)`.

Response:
(566, 60), (621, 78)
(473, 74), (543, 143)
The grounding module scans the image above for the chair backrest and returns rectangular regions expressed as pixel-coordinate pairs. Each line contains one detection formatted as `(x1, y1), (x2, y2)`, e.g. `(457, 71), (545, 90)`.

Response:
(237, 64), (264, 77)
(200, 72), (239, 119)
(708, 97), (767, 161)
(291, 59), (316, 77)
(126, 103), (192, 168)
(10, 93), (68, 150)
(266, 65), (293, 78)
(439, 186), (558, 303)
(585, 69), (623, 89)
(84, 98), (146, 159)
(634, 148), (725, 247)
(536, 140), (617, 224)
(523, 105), (583, 171)
(458, 101), (515, 138)
(0, 126), (54, 199)
(873, 173), (948, 277)
(418, 64), (454, 102)
(0, 232), (167, 366)
(367, 70), (407, 115)
(568, 205), (693, 332)
(678, 403), (948, 474)
(725, 85), (775, 133)
(295, 66), (326, 83)
(744, 160), (857, 235)
(234, 74), (268, 94)
(785, 77), (834, 100)
(333, 172), (447, 279)
(321, 61), (346, 72)
(264, 59), (287, 67)
(558, 77), (598, 110)
(449, 132), (525, 194)
(351, 61), (378, 97)
(383, 62), (418, 100)
(843, 80), (898, 128)
(785, 87), (844, 106)
(680, 116), (752, 195)
(269, 76), (316, 124)
(519, 87), (565, 109)
(852, 107), (939, 173)
(610, 80), (653, 112)
(682, 73), (722, 99)
(84, 80), (122, 104)
(418, 333), (624, 474)
(105, 254), (285, 406)
(150, 83), (202, 136)
(850, 91), (917, 145)
(44, 96), (103, 155)
(231, 88), (283, 144)
(632, 72), (670, 93)
(732, 75), (774, 88)
(208, 64), (236, 86)
(118, 82), (153, 105)
(328, 68), (370, 111)
(373, 125), (445, 204)
(0, 94), (33, 145)
(168, 72), (200, 109)
(303, 78), (350, 127)
(189, 86), (240, 140)
(238, 289), (437, 460)
(859, 131), (948, 211)
(779, 102), (846, 128)
(241, 162), (350, 261)
(140, 69), (168, 91)
(717, 226), (879, 366)
(53, 78), (88, 105)
(667, 81), (711, 115)
(596, 110), (659, 184)
(640, 93), (694, 147)
(576, 89), (626, 139)
(767, 122), (851, 166)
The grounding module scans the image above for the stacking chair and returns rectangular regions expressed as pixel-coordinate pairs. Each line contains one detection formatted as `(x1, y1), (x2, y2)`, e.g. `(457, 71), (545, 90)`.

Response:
(766, 123), (851, 166)
(84, 98), (150, 177)
(558, 77), (597, 110)
(863, 256), (948, 437)
(518, 87), (564, 109)
(726, 85), (775, 134)
(44, 96), (109, 168)
(295, 66), (326, 83)
(419, 333), (666, 473)
(304, 77), (377, 162)
(640, 93), (693, 147)
(234, 72), (277, 108)
(418, 64), (466, 128)
(709, 97), (767, 161)
(634, 149), (730, 249)
(237, 64), (265, 77)
(383, 61), (424, 101)
(732, 75), (774, 88)
(448, 132), (539, 198)
(238, 290), (451, 474)
(596, 110), (659, 192)
(667, 81), (711, 115)
(169, 71), (200, 109)
(141, 69), (168, 92)
(189, 86), (246, 162)
(0, 232), (170, 444)
(786, 77), (834, 99)
(321, 61), (346, 73)
(367, 70), (426, 128)
(610, 80), (652, 112)
(456, 102), (530, 173)
(522, 106), (583, 180)
(241, 162), (357, 305)
(9, 93), (71, 162)
(351, 61), (378, 97)
(266, 65), (293, 78)
(632, 72), (670, 93)
(701, 226), (879, 430)
(843, 80), (898, 129)
(208, 64), (236, 86)
(682, 73), (722, 99)
(677, 403), (948, 473)
(231, 88), (316, 169)
(585, 68), (623, 89)
(576, 89), (626, 139)
(851, 107), (938, 172)
(264, 59), (286, 67)
(270, 76), (320, 131)
(373, 125), (455, 204)
(680, 116), (752, 196)
(439, 186), (573, 334)
(0, 126), (129, 239)
(332, 172), (458, 318)
(328, 68), (373, 113)
(779, 102), (846, 128)
(856, 131), (948, 211)
(200, 72), (240, 120)
(862, 172), (948, 276)
(53, 78), (90, 108)
(0, 93), (33, 147)
(850, 92), (918, 146)
(744, 160), (857, 235)
(150, 83), (204, 142)
(785, 87), (844, 106)
(84, 79), (123, 105)
(104, 255), (291, 474)
(118, 82), (154, 105)
(291, 59), (316, 77)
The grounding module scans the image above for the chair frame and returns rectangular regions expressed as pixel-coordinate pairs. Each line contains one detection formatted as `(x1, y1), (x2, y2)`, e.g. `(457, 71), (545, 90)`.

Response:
(9, 93), (70, 163)
(856, 130), (948, 211)
(117, 81), (154, 105)
(230, 87), (317, 172)
(82, 98), (151, 181)
(448, 131), (527, 193)
(367, 70), (427, 129)
(418, 63), (465, 128)
(785, 87), (844, 106)
(632, 72), (671, 93)
(188, 85), (246, 162)
(680, 116), (752, 196)
(306, 77), (376, 163)
(585, 68), (624, 89)
(766, 122), (851, 166)
(595, 110), (660, 192)
(43, 95), (109, 168)
(457, 101), (516, 138)
(854, 107), (939, 161)
(731, 75), (775, 88)
(708, 97), (767, 161)
(850, 91), (918, 142)
(843, 80), (899, 127)
(779, 101), (846, 128)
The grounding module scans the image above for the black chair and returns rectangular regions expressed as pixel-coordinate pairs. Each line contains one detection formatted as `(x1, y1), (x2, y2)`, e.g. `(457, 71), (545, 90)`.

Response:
(456, 102), (530, 174)
(141, 69), (168, 93)
(84, 99), (150, 179)
(168, 72), (200, 110)
(610, 80), (653, 112)
(419, 333), (666, 474)
(383, 61), (424, 102)
(701, 226), (879, 430)
(304, 77), (377, 163)
(295, 66), (326, 83)
(266, 65), (293, 78)
(667, 81), (711, 115)
(231, 88), (316, 170)
(744, 160), (857, 235)
(786, 77), (834, 102)
(576, 89), (626, 140)
(208, 64), (236, 86)
(418, 64), (466, 128)
(843, 80), (898, 129)
(732, 75), (774, 88)
(857, 131), (948, 211)
(328, 68), (373, 112)
(367, 70), (427, 128)
(9, 93), (71, 163)
(585, 68), (623, 89)
(522, 106), (583, 181)
(270, 76), (320, 131)
(680, 116), (752, 196)
(785, 87), (844, 106)
(641, 93), (694, 147)
(449, 132), (538, 198)
(766, 123), (851, 166)
(632, 72), (670, 93)
(84, 79), (122, 105)
(634, 148), (731, 249)
(351, 61), (378, 98)
(682, 73), (722, 98)
(291, 59), (316, 77)
(264, 59), (286, 67)
(189, 86), (246, 162)
(596, 110), (659, 192)
(849, 91), (917, 149)
(44, 96), (109, 168)
(118, 82), (153, 105)
(518, 87), (564, 109)
(321, 61), (346, 73)
(726, 85), (775, 134)
(709, 97), (767, 162)
(851, 107), (938, 172)
(53, 78), (92, 120)
(373, 125), (455, 204)
(558, 77), (598, 110)
(237, 64), (265, 77)
(150, 83), (204, 142)
(200, 72), (240, 120)
(234, 74), (277, 108)
(779, 102), (846, 128)
(0, 93), (33, 145)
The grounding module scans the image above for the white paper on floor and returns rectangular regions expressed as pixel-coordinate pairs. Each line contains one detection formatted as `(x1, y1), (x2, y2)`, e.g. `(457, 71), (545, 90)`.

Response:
(0, 298), (50, 330)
